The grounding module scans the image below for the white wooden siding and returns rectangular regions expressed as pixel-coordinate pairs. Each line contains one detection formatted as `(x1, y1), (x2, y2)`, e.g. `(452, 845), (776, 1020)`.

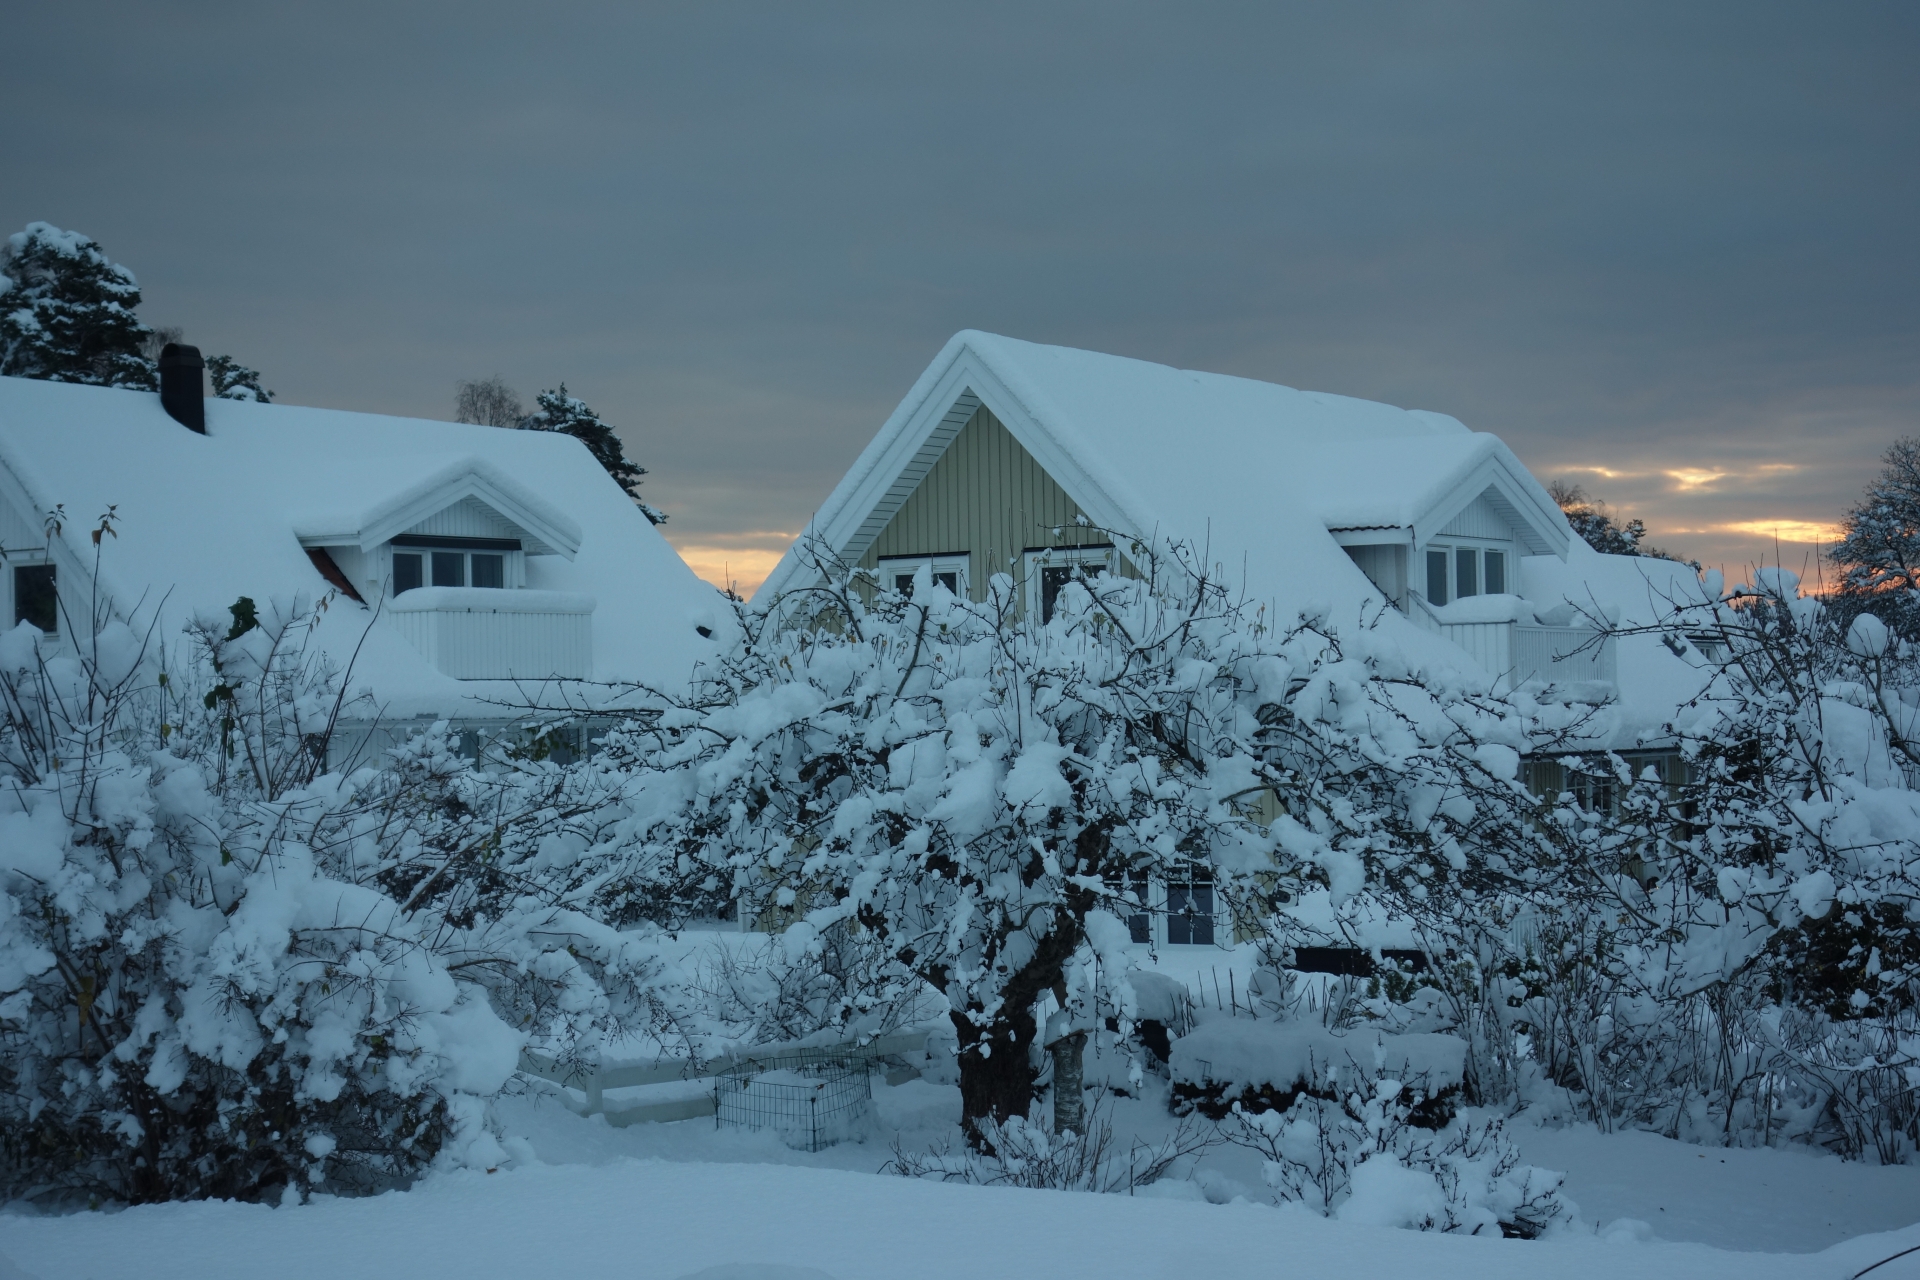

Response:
(389, 588), (593, 679)
(1439, 492), (1516, 541)
(1343, 544), (1407, 607)
(404, 496), (525, 541)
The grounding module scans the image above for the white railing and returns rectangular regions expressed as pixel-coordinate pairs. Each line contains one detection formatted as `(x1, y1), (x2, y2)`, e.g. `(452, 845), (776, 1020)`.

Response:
(388, 587), (594, 680)
(1410, 595), (1615, 690)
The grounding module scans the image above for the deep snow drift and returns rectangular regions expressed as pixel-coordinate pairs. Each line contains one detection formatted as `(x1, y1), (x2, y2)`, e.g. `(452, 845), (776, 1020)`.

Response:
(6, 1079), (1919, 1280)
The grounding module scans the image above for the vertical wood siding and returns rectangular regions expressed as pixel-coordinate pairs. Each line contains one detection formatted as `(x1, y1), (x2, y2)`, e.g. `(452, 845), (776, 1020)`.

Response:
(391, 604), (591, 679)
(405, 497), (522, 540)
(858, 406), (1111, 601)
(1438, 494), (1513, 541)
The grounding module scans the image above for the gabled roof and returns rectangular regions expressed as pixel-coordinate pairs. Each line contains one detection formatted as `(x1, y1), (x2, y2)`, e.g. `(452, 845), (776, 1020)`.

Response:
(292, 457), (583, 558)
(0, 376), (732, 717)
(759, 331), (1571, 623)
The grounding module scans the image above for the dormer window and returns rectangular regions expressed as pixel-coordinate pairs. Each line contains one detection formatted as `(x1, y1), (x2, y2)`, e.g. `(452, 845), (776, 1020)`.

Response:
(390, 535), (522, 596)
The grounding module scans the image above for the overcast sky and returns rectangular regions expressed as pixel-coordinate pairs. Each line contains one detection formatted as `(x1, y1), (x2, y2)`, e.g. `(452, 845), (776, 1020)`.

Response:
(5, 2), (1915, 594)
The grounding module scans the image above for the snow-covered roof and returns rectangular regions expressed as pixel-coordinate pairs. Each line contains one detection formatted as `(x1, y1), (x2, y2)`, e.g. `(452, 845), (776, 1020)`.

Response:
(761, 331), (1566, 609)
(0, 376), (732, 719)
(759, 331), (1710, 737)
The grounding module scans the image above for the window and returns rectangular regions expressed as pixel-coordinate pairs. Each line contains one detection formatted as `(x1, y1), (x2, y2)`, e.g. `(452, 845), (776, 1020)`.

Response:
(1166, 871), (1215, 946)
(393, 553), (423, 595)
(1425, 550), (1449, 605)
(1484, 550), (1506, 595)
(13, 563), (56, 633)
(390, 535), (521, 596)
(876, 553), (968, 600)
(1026, 545), (1114, 622)
(1455, 547), (1478, 599)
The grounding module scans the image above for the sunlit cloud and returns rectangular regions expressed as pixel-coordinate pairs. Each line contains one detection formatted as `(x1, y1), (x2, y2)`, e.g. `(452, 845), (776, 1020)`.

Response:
(1714, 519), (1844, 544)
(1664, 468), (1731, 490)
(664, 530), (799, 598)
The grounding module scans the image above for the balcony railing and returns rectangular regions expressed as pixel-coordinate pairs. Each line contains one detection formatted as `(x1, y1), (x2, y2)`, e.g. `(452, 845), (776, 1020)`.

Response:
(1411, 595), (1615, 690)
(388, 587), (594, 680)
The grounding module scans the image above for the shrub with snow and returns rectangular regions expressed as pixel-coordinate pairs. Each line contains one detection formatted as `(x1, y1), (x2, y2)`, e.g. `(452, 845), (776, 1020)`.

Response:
(0, 558), (678, 1204)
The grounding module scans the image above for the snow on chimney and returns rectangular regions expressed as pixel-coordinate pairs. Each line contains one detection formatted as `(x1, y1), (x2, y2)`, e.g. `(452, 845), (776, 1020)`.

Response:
(158, 343), (205, 433)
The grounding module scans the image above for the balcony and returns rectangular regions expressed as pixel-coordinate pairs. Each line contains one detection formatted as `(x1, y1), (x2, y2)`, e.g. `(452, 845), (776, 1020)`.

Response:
(1414, 595), (1615, 690)
(387, 587), (594, 680)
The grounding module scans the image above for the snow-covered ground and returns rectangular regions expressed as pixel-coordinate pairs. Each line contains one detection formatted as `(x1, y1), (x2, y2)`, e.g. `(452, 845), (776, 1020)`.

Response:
(7, 1076), (1920, 1280)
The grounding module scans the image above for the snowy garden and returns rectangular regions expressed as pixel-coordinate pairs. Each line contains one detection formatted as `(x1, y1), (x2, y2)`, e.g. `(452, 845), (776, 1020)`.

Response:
(5, 223), (1920, 1278)
(6, 513), (1920, 1276)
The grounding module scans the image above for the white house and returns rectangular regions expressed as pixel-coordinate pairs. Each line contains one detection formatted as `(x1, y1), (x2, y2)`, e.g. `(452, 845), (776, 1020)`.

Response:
(760, 329), (1711, 753)
(0, 367), (732, 748)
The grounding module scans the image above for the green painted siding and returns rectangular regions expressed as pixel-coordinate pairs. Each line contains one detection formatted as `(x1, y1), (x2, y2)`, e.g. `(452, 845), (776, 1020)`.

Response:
(859, 406), (1112, 602)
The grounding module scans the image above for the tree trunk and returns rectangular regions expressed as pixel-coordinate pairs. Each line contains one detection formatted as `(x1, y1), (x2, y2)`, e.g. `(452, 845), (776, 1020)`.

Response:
(951, 1007), (1039, 1145)
(1049, 1030), (1087, 1135)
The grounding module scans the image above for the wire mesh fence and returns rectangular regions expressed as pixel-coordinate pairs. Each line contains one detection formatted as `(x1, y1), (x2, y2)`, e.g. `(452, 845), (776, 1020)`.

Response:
(713, 1049), (872, 1152)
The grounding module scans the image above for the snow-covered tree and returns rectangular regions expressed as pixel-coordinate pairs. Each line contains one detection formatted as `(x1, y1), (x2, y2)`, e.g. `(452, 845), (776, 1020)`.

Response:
(206, 354), (273, 403)
(524, 385), (665, 524)
(601, 535), (1572, 1142)
(0, 223), (155, 389)
(1831, 437), (1920, 641)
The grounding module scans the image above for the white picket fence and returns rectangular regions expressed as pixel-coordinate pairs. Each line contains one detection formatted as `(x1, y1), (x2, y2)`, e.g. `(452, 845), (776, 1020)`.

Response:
(518, 1026), (935, 1127)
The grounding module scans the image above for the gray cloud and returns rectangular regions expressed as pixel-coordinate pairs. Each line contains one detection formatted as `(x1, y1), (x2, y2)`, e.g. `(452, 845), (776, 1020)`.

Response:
(4, 1), (1915, 587)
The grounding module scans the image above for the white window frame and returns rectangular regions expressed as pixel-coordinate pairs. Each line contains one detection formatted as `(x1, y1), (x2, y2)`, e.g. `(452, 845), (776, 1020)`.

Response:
(383, 540), (525, 596)
(1023, 543), (1117, 621)
(1419, 538), (1517, 606)
(875, 552), (969, 600)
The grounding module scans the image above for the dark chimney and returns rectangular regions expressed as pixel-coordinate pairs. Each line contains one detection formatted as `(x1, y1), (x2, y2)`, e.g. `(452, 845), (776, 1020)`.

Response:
(158, 343), (205, 433)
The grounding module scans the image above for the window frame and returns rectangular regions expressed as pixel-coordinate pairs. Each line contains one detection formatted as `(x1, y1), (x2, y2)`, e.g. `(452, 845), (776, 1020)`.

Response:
(875, 552), (969, 601)
(1023, 543), (1116, 622)
(387, 535), (523, 596)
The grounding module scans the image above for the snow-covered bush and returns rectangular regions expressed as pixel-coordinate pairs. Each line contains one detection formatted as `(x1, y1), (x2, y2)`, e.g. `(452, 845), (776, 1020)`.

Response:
(1228, 1075), (1570, 1236)
(883, 1093), (1212, 1193)
(0, 546), (679, 1204)
(1454, 566), (1920, 1158)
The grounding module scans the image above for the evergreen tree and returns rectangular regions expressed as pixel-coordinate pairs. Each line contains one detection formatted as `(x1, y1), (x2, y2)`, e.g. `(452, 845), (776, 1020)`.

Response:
(0, 222), (155, 388)
(206, 353), (274, 403)
(524, 384), (665, 524)
(1833, 437), (1920, 594)
(1549, 480), (1691, 564)
(1829, 436), (1920, 638)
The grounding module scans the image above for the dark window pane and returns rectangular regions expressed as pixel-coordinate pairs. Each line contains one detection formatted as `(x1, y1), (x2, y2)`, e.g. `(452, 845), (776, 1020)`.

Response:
(471, 553), (504, 589)
(894, 573), (916, 596)
(933, 571), (959, 593)
(1456, 548), (1478, 598)
(1040, 561), (1103, 622)
(431, 551), (465, 587)
(13, 564), (56, 632)
(1425, 550), (1449, 605)
(392, 553), (423, 595)
(1484, 550), (1506, 594)
(1128, 872), (1150, 944)
(1166, 880), (1215, 946)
